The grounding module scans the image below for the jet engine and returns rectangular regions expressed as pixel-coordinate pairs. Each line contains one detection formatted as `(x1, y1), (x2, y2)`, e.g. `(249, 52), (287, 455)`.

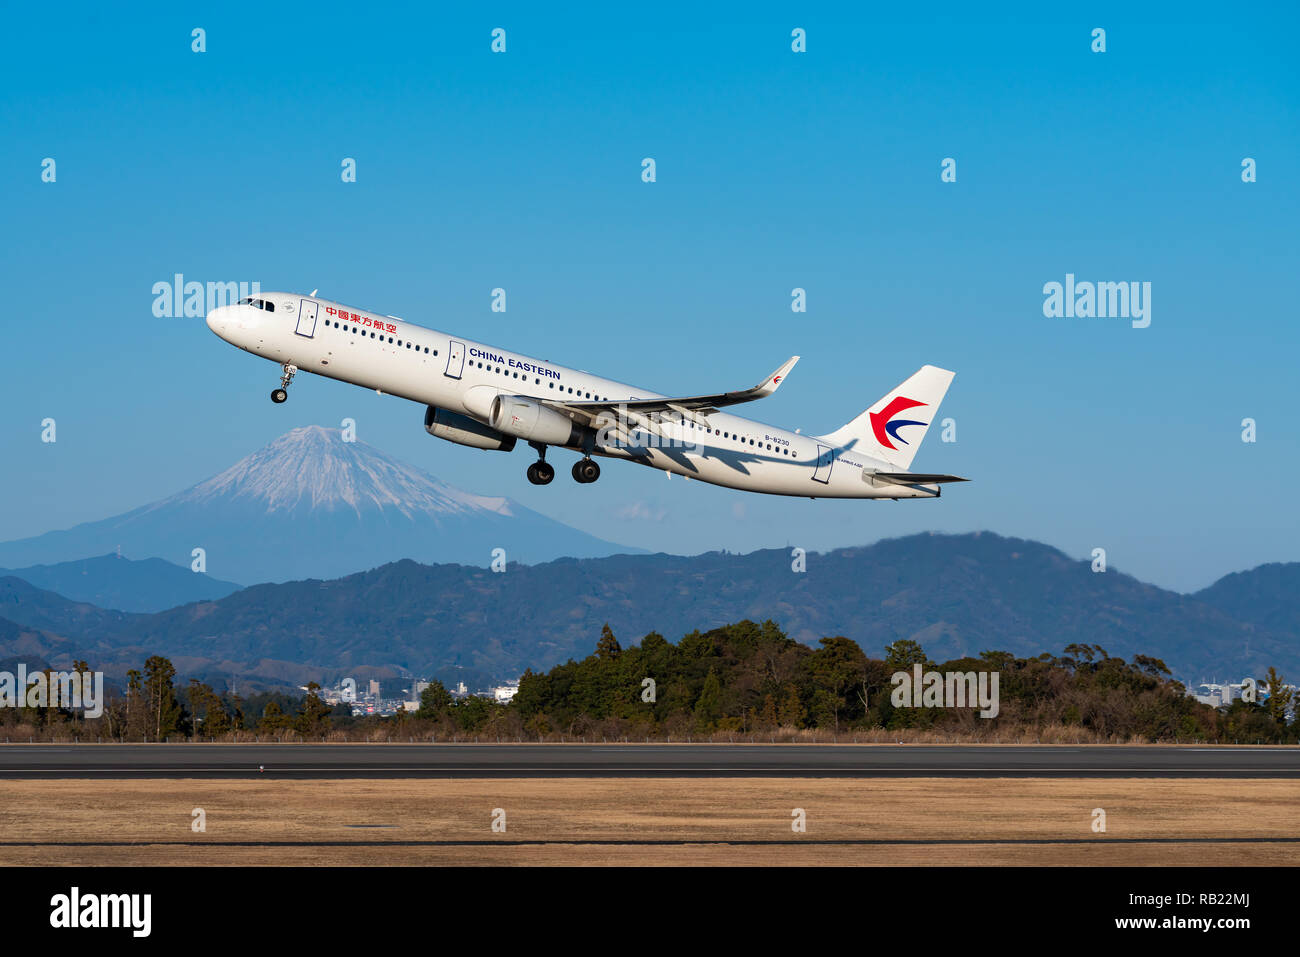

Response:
(489, 395), (583, 447)
(424, 406), (517, 451)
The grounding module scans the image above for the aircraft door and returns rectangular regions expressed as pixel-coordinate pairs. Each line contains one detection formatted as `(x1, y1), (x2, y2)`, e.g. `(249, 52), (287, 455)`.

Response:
(294, 299), (319, 337)
(445, 340), (466, 379)
(811, 444), (835, 484)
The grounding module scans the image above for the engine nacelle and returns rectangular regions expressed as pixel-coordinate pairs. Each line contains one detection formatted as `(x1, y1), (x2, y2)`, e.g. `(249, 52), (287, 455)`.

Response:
(490, 395), (582, 446)
(425, 406), (517, 451)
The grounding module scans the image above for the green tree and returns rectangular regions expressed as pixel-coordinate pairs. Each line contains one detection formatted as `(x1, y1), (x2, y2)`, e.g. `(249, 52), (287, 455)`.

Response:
(693, 667), (722, 730)
(807, 636), (867, 731)
(777, 683), (805, 728)
(595, 624), (622, 660)
(124, 668), (146, 739)
(1131, 655), (1171, 680)
(142, 656), (182, 740)
(258, 700), (292, 733)
(295, 682), (331, 735)
(452, 695), (494, 731)
(884, 639), (928, 671)
(1264, 668), (1293, 728)
(186, 680), (231, 736)
(416, 679), (454, 719)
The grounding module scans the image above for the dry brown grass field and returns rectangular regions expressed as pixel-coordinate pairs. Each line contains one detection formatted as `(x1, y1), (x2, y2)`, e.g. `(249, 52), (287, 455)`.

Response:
(0, 777), (1296, 865)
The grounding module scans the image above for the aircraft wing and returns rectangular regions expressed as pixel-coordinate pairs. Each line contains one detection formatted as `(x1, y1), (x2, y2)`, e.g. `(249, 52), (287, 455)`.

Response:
(538, 356), (799, 428)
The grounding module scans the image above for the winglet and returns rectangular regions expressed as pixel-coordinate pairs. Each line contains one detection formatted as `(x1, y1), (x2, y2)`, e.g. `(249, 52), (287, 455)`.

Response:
(755, 356), (799, 398)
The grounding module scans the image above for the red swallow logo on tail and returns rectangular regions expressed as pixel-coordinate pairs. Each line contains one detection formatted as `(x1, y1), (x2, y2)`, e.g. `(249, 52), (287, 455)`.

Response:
(869, 396), (928, 450)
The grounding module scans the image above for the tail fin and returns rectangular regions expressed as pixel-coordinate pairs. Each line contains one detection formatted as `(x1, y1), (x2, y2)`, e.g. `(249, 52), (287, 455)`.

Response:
(818, 365), (954, 469)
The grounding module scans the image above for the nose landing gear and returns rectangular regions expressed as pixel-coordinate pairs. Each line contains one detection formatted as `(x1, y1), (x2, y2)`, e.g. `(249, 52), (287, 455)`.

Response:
(572, 457), (601, 484)
(271, 363), (297, 404)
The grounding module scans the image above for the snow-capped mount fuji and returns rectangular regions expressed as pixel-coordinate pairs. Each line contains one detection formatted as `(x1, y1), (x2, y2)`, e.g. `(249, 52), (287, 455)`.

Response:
(0, 427), (640, 584)
(176, 425), (519, 520)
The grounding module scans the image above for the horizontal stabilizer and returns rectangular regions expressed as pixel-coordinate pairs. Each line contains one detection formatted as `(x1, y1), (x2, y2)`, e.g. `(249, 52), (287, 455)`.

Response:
(867, 472), (969, 486)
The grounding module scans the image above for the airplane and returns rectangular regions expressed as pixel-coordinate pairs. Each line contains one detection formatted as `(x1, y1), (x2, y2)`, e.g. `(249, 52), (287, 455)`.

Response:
(205, 292), (967, 499)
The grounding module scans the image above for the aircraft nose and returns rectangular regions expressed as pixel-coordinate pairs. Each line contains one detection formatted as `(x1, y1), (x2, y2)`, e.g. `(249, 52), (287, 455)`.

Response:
(206, 305), (229, 335)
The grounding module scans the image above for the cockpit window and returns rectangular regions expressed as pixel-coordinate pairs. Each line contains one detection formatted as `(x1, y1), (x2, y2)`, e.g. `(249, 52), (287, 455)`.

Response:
(238, 298), (275, 311)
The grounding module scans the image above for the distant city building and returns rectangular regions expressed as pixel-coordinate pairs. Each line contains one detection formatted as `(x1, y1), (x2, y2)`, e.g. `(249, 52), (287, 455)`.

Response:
(1186, 678), (1299, 715)
(492, 681), (519, 703)
(1190, 683), (1238, 708)
(368, 679), (381, 698)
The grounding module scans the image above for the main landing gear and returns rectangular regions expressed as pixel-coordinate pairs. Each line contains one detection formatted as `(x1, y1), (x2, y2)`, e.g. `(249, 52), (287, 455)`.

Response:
(526, 461), (555, 485)
(525, 445), (599, 486)
(572, 456), (600, 484)
(526, 442), (555, 486)
(271, 363), (297, 404)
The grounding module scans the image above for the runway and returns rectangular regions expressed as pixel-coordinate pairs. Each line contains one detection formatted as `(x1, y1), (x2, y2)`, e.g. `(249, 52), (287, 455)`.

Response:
(0, 743), (1297, 778)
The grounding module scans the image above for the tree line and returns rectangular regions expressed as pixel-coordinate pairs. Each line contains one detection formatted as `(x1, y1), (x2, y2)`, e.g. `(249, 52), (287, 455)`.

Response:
(0, 655), (336, 739)
(2, 621), (1296, 743)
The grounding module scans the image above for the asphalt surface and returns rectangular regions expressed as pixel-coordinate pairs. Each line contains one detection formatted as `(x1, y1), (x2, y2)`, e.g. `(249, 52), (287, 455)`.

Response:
(0, 743), (1297, 778)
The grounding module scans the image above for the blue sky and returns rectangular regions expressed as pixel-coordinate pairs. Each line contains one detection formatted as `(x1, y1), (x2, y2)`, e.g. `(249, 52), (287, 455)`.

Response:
(2, 2), (1297, 592)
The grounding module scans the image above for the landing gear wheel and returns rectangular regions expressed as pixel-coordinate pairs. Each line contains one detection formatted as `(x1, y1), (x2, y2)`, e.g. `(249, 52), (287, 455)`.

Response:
(527, 462), (555, 485)
(572, 458), (600, 484)
(526, 442), (555, 486)
(271, 388), (288, 404)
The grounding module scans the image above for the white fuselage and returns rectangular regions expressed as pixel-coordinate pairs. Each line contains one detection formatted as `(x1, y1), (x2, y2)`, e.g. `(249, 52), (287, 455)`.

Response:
(206, 292), (940, 499)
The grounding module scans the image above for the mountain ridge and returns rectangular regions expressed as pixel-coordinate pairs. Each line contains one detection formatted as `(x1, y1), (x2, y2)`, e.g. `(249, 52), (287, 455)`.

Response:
(0, 554), (243, 613)
(0, 531), (1293, 691)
